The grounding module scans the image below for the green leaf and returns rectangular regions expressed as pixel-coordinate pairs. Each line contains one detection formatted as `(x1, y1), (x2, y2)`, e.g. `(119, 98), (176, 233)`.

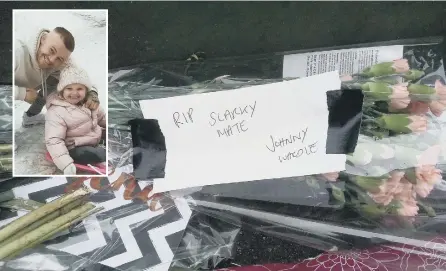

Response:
(404, 168), (418, 184)
(384, 200), (403, 216)
(362, 62), (394, 77)
(403, 70), (425, 81)
(329, 184), (345, 203)
(345, 182), (379, 206)
(306, 176), (320, 189)
(408, 83), (435, 95)
(358, 204), (386, 218)
(376, 114), (411, 133)
(418, 201), (436, 217)
(352, 175), (385, 193)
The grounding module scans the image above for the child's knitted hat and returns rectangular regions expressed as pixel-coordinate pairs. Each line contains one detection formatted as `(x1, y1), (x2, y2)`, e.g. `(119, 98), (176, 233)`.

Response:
(57, 64), (92, 92)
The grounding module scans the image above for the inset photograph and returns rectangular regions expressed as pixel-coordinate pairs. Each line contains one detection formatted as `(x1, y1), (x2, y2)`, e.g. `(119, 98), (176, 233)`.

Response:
(13, 9), (108, 176)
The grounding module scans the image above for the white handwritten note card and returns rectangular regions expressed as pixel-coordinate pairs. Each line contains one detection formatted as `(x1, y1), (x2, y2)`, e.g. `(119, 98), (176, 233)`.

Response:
(139, 71), (346, 192)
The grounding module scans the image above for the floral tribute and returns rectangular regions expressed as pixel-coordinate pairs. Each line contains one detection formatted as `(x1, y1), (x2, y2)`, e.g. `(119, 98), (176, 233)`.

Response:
(318, 59), (445, 224)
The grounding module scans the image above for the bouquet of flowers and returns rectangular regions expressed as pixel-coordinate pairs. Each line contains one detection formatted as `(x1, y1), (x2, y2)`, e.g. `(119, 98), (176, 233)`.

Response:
(108, 58), (446, 225)
(325, 58), (446, 225)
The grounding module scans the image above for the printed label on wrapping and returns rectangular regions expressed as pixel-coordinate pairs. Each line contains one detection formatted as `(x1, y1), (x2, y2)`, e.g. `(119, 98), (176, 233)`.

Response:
(138, 71), (346, 193)
(283, 45), (404, 78)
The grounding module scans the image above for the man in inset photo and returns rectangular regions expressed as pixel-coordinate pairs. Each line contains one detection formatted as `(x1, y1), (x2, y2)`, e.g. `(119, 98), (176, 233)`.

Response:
(14, 27), (100, 127)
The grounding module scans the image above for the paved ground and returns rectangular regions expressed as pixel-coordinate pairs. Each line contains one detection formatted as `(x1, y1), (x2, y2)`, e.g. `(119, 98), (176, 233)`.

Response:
(14, 101), (57, 175)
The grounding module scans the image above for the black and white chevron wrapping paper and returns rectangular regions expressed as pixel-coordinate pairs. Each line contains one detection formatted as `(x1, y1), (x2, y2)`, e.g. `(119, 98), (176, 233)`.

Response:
(0, 166), (192, 271)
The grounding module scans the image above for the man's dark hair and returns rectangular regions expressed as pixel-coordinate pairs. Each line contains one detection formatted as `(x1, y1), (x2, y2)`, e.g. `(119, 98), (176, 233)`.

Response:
(53, 27), (75, 52)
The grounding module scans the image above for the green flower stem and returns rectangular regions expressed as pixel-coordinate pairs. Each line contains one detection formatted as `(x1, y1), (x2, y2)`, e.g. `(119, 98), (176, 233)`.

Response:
(0, 145), (11, 154)
(0, 198), (86, 248)
(5, 206), (104, 261)
(349, 175), (385, 194)
(0, 187), (91, 244)
(345, 182), (379, 206)
(368, 108), (384, 116)
(361, 118), (378, 125)
(362, 114), (374, 120)
(370, 76), (400, 85)
(0, 204), (98, 260)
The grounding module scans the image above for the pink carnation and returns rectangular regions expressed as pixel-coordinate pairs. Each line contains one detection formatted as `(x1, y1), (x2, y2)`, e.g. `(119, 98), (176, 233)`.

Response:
(407, 101), (430, 115)
(389, 83), (409, 99)
(394, 179), (419, 217)
(414, 165), (442, 198)
(321, 172), (340, 182)
(391, 59), (410, 73)
(435, 80), (446, 100)
(397, 200), (419, 217)
(407, 115), (427, 133)
(388, 83), (410, 110)
(417, 145), (442, 167)
(389, 97), (410, 110)
(368, 171), (404, 206)
(429, 99), (446, 117)
(340, 75), (353, 82)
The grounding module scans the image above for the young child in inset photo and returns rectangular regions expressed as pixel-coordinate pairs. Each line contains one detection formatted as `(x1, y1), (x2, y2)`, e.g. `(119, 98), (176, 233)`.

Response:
(45, 64), (106, 175)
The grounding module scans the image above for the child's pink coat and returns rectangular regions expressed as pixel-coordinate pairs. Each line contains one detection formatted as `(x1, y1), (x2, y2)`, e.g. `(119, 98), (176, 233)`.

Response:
(45, 93), (106, 171)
